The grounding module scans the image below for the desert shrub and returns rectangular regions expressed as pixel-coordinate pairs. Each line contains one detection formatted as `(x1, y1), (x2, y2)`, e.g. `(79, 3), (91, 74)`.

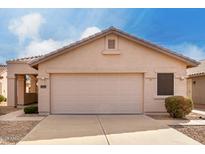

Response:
(24, 106), (38, 114)
(0, 95), (6, 102)
(165, 96), (193, 118)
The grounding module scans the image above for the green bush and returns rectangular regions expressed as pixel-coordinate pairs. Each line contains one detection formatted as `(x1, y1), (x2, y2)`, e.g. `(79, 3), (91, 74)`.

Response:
(165, 96), (193, 118)
(0, 95), (6, 102)
(24, 106), (38, 114)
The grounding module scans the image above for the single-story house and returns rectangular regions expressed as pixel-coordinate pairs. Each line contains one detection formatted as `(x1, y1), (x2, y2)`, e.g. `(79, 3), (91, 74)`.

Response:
(6, 27), (199, 114)
(187, 59), (205, 104)
(0, 64), (7, 98)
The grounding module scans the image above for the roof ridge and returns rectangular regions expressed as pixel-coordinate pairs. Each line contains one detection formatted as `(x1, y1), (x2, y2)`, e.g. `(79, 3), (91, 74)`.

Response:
(7, 55), (43, 63)
(15, 55), (42, 60)
(110, 27), (199, 65)
(28, 27), (113, 65)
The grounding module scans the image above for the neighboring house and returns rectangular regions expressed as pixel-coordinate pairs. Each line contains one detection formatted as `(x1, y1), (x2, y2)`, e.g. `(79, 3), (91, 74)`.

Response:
(187, 60), (205, 104)
(0, 64), (7, 98)
(6, 27), (199, 114)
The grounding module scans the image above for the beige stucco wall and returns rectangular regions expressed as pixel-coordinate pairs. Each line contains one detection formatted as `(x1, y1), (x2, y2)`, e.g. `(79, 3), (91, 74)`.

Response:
(7, 62), (38, 106)
(191, 76), (205, 104)
(37, 34), (187, 114)
(0, 70), (7, 98)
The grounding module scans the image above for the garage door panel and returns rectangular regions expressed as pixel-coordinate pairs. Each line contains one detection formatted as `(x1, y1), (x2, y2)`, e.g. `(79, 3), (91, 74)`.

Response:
(51, 74), (143, 114)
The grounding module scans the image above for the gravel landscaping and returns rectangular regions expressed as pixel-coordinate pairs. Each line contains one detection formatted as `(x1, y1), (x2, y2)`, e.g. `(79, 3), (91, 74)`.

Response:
(0, 121), (39, 144)
(171, 125), (205, 145)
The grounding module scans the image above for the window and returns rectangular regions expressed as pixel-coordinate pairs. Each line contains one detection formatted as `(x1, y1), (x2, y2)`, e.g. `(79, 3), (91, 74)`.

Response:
(108, 39), (115, 49)
(157, 73), (174, 95)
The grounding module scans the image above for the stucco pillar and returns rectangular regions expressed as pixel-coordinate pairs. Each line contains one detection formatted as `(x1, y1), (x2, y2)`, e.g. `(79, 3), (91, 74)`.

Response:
(37, 73), (50, 115)
(16, 75), (25, 106)
(187, 78), (192, 98)
(30, 75), (37, 93)
(7, 75), (16, 107)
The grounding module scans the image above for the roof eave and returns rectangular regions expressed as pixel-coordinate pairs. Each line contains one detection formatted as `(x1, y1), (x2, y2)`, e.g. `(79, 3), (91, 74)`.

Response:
(29, 29), (114, 67)
(29, 27), (200, 68)
(188, 73), (205, 78)
(110, 29), (200, 67)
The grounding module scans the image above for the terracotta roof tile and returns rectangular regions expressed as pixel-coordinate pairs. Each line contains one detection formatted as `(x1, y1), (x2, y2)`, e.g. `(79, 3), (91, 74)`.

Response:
(7, 55), (43, 63)
(0, 64), (7, 74)
(187, 59), (205, 77)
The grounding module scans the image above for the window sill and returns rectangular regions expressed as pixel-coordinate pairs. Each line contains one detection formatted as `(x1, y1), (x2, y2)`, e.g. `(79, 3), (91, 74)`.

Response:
(102, 50), (121, 55)
(154, 95), (173, 100)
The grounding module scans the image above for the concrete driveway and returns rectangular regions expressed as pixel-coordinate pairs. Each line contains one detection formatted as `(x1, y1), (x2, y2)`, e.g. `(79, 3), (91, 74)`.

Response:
(18, 115), (200, 145)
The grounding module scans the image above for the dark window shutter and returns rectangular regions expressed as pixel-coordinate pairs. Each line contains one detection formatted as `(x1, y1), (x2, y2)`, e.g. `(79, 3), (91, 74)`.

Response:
(157, 73), (174, 95)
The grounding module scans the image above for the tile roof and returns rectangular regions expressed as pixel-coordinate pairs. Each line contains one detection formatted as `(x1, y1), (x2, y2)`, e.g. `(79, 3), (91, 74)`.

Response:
(187, 59), (205, 77)
(0, 64), (6, 68)
(0, 64), (7, 74)
(7, 55), (43, 63)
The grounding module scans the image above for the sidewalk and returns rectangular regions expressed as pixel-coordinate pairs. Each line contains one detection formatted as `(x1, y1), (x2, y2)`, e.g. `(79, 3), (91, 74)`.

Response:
(192, 109), (205, 116)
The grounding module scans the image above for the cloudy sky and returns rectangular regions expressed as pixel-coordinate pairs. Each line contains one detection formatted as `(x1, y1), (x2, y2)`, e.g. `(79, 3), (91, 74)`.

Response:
(0, 8), (205, 64)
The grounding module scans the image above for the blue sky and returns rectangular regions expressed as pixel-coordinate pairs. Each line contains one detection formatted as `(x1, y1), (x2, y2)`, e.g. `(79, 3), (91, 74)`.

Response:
(1, 8), (205, 64)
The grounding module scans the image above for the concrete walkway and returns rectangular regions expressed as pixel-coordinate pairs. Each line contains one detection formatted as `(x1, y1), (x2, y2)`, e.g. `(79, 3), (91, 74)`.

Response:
(158, 110), (205, 126)
(0, 109), (45, 121)
(18, 115), (200, 145)
(158, 119), (205, 126)
(192, 109), (205, 116)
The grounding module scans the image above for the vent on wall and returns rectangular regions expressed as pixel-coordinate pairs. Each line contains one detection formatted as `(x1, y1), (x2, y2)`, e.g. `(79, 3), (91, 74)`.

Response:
(108, 39), (116, 49)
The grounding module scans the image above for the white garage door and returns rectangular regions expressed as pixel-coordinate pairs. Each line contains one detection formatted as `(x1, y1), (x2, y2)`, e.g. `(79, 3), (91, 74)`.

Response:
(51, 74), (143, 114)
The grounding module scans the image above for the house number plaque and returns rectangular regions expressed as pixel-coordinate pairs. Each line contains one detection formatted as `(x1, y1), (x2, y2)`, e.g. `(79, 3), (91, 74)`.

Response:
(40, 85), (47, 88)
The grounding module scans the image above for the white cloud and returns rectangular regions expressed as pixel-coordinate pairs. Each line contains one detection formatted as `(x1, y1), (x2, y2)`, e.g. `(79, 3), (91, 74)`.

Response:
(169, 43), (205, 60)
(20, 39), (72, 57)
(8, 13), (45, 43)
(80, 26), (101, 39)
(9, 13), (101, 58)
